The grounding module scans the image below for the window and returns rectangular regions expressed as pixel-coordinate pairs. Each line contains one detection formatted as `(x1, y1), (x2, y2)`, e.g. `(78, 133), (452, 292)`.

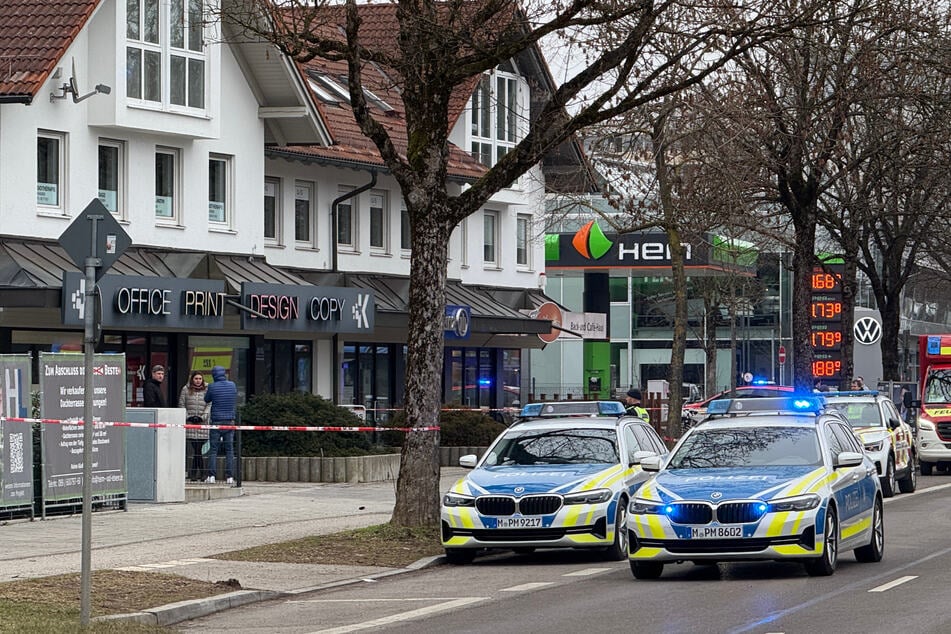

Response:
(208, 154), (231, 224)
(336, 187), (354, 248)
(98, 140), (125, 217)
(295, 181), (314, 245)
(470, 69), (522, 169)
(400, 207), (411, 250)
(126, 0), (205, 110)
(483, 210), (498, 266)
(516, 214), (531, 267)
(459, 217), (468, 266)
(369, 191), (387, 251)
(154, 147), (179, 220)
(37, 131), (65, 210)
(264, 177), (281, 242)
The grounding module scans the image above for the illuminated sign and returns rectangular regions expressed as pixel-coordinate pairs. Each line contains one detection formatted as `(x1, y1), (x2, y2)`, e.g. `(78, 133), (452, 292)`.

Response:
(810, 264), (845, 380)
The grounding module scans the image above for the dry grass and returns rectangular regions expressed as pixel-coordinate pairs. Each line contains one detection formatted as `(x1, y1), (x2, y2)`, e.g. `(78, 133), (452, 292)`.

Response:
(0, 524), (442, 632)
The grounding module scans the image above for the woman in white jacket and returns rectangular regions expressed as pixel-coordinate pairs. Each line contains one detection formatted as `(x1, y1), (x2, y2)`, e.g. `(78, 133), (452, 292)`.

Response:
(179, 371), (211, 482)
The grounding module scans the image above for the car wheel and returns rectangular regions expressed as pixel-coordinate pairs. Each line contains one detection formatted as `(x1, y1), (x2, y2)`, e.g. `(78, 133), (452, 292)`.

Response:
(880, 455), (896, 498)
(602, 499), (629, 561)
(805, 506), (838, 576)
(630, 561), (664, 579)
(444, 548), (476, 565)
(898, 454), (918, 493)
(921, 460), (934, 476)
(855, 497), (884, 563)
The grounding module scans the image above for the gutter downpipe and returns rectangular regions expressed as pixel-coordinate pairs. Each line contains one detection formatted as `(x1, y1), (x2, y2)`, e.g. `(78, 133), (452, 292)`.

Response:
(329, 171), (377, 405)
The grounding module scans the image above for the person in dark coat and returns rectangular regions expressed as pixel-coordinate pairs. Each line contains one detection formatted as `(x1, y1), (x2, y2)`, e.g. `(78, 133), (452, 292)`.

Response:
(142, 365), (167, 407)
(204, 365), (238, 484)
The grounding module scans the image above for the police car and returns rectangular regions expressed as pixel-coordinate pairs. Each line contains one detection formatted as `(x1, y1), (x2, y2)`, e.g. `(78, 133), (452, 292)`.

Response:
(628, 396), (884, 579)
(440, 414), (668, 564)
(824, 391), (916, 497)
(517, 401), (627, 420)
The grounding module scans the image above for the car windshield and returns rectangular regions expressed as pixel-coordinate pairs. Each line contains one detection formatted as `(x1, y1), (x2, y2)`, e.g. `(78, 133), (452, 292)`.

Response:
(485, 428), (619, 466)
(825, 402), (882, 428)
(925, 369), (951, 405)
(668, 426), (822, 469)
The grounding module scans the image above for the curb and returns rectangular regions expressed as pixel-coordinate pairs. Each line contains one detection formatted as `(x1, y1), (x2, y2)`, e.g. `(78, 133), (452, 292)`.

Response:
(93, 555), (447, 626)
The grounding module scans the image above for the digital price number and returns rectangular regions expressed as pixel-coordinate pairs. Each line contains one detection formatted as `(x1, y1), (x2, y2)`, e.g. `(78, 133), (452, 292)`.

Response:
(810, 264), (845, 380)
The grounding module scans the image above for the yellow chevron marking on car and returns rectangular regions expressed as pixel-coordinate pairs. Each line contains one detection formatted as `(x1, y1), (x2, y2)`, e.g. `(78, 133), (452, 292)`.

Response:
(443, 536), (469, 546)
(445, 508), (476, 529)
(569, 534), (604, 545)
(841, 516), (871, 540)
(630, 547), (663, 559)
(790, 467), (827, 495)
(773, 544), (817, 556)
(451, 479), (467, 494)
(586, 465), (623, 489)
(632, 513), (660, 538)
(765, 510), (794, 537)
(806, 472), (838, 494)
(597, 467), (628, 490)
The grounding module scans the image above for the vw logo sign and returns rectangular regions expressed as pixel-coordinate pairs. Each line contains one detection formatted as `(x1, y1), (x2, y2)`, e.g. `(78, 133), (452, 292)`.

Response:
(854, 316), (882, 345)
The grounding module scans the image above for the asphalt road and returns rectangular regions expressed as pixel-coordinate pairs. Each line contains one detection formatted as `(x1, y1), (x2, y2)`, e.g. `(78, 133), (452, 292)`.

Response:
(177, 475), (951, 634)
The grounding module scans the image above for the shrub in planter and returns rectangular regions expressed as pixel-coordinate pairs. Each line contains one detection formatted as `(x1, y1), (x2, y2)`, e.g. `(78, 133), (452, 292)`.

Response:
(381, 406), (505, 448)
(239, 392), (379, 457)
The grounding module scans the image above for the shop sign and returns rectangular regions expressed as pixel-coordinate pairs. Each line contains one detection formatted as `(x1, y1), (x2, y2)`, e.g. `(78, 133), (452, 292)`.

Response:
(62, 272), (227, 329)
(444, 305), (471, 340)
(241, 282), (375, 333)
(0, 355), (33, 510)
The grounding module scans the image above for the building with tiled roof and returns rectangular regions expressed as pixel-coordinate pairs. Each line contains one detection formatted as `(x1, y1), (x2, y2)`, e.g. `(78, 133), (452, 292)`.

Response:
(0, 0), (586, 445)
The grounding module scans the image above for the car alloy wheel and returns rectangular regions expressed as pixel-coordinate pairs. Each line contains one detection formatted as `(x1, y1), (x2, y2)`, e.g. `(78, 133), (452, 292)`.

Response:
(806, 507), (838, 576)
(855, 498), (884, 563)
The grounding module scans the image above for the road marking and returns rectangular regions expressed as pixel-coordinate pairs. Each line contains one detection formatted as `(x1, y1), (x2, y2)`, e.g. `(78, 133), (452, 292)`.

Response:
(306, 597), (487, 633)
(869, 575), (918, 593)
(115, 558), (214, 571)
(563, 568), (612, 577)
(883, 481), (951, 504)
(500, 582), (555, 592)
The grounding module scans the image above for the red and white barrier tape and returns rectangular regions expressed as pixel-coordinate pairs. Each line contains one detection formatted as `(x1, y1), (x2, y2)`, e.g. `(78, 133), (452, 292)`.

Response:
(0, 416), (439, 433)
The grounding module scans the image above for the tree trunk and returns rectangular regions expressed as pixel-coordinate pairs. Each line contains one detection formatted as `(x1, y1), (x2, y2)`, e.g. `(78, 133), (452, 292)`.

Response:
(791, 209), (818, 392)
(390, 210), (450, 527)
(704, 295), (719, 395)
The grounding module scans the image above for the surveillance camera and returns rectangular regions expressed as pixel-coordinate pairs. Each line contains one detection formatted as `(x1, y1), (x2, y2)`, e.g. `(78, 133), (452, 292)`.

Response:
(95, 84), (111, 95)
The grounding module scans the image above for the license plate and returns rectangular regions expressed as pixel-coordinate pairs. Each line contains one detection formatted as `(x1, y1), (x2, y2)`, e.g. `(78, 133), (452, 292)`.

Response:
(495, 517), (542, 529)
(690, 526), (742, 539)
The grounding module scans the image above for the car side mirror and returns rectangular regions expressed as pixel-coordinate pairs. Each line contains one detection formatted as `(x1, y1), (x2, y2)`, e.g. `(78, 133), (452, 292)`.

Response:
(640, 455), (663, 472)
(888, 418), (901, 431)
(834, 451), (864, 468)
(459, 454), (478, 468)
(631, 450), (656, 467)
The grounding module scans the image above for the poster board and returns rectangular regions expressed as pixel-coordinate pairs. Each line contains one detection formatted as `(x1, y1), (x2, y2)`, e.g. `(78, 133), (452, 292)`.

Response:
(0, 355), (33, 515)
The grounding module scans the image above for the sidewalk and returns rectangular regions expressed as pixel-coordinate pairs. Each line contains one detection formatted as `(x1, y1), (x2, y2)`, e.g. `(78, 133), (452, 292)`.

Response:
(0, 468), (467, 626)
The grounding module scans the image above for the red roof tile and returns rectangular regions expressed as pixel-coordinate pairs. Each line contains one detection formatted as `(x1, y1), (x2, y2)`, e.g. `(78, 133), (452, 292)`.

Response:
(0, 0), (100, 102)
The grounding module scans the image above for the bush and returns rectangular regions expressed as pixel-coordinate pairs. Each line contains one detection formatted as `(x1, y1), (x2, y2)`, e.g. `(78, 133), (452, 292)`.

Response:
(381, 406), (506, 448)
(239, 392), (382, 457)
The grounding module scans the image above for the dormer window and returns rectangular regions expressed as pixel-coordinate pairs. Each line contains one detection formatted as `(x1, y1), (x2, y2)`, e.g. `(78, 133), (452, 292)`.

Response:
(126, 0), (206, 111)
(470, 67), (523, 167)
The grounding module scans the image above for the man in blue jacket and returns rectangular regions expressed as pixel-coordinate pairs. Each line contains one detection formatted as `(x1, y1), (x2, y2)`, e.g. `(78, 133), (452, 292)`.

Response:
(204, 365), (238, 484)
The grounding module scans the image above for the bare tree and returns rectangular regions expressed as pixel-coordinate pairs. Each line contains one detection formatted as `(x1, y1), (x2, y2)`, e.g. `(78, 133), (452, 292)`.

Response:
(222, 0), (834, 526)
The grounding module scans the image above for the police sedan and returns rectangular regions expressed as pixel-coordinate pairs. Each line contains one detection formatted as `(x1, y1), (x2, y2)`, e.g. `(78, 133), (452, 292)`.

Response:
(441, 414), (668, 564)
(628, 396), (884, 579)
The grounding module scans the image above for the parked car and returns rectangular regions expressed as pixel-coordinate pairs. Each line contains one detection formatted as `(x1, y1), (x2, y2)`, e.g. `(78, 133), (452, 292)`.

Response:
(629, 396), (884, 579)
(440, 414), (668, 564)
(681, 384), (794, 429)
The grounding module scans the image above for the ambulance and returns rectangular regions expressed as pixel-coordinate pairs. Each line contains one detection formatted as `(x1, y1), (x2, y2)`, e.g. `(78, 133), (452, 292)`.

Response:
(916, 335), (951, 475)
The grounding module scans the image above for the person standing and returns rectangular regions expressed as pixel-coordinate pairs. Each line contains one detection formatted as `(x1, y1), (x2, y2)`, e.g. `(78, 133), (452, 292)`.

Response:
(204, 365), (238, 484)
(624, 388), (650, 423)
(143, 365), (167, 407)
(179, 371), (210, 482)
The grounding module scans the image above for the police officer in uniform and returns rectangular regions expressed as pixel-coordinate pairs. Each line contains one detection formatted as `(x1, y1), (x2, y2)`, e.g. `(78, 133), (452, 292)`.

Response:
(625, 388), (650, 422)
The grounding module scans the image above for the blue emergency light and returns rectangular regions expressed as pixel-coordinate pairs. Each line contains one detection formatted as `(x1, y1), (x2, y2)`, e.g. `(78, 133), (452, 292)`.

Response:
(706, 396), (824, 416)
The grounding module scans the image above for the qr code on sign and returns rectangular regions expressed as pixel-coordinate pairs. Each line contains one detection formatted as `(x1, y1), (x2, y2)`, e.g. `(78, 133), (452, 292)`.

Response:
(9, 432), (24, 474)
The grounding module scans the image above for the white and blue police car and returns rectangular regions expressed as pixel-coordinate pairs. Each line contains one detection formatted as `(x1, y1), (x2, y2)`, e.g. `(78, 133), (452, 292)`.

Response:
(628, 396), (884, 579)
(441, 410), (668, 564)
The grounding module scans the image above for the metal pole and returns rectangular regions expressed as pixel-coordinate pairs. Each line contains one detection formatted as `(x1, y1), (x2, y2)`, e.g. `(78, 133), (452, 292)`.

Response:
(80, 217), (101, 626)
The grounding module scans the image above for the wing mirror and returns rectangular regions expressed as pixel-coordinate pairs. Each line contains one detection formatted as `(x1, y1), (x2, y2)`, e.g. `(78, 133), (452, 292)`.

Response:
(458, 454), (478, 468)
(631, 450), (656, 467)
(640, 455), (663, 472)
(834, 451), (864, 468)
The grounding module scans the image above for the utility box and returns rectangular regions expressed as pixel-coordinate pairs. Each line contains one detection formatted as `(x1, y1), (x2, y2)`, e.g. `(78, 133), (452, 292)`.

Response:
(125, 408), (185, 503)
(647, 379), (670, 423)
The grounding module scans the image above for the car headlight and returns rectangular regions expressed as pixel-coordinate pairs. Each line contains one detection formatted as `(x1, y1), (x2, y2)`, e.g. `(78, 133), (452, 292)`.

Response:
(629, 497), (670, 515)
(563, 489), (612, 505)
(864, 440), (884, 452)
(919, 419), (935, 431)
(767, 494), (820, 512)
(442, 492), (475, 507)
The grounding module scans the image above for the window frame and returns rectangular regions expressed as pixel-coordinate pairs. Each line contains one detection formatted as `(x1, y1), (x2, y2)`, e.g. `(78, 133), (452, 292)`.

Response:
(400, 206), (411, 252)
(294, 180), (316, 247)
(369, 190), (388, 253)
(336, 186), (356, 250)
(483, 210), (499, 267)
(98, 139), (126, 219)
(154, 146), (181, 223)
(37, 130), (67, 213)
(126, 0), (207, 113)
(516, 213), (531, 269)
(264, 176), (282, 244)
(207, 153), (232, 227)
(469, 68), (523, 176)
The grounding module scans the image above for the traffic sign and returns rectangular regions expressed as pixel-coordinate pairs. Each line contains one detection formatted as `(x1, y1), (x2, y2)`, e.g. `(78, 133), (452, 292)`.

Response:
(58, 199), (131, 281)
(778, 345), (787, 365)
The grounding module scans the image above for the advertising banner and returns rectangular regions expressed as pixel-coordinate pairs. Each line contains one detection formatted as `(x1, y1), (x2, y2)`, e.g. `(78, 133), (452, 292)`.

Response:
(39, 353), (127, 502)
(0, 355), (33, 510)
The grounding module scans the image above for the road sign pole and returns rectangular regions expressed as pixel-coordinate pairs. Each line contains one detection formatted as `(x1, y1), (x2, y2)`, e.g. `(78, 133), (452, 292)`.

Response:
(79, 216), (102, 626)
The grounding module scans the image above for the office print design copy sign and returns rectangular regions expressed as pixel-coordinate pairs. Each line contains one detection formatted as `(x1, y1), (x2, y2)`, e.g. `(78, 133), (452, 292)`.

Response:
(39, 353), (127, 501)
(0, 355), (32, 509)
